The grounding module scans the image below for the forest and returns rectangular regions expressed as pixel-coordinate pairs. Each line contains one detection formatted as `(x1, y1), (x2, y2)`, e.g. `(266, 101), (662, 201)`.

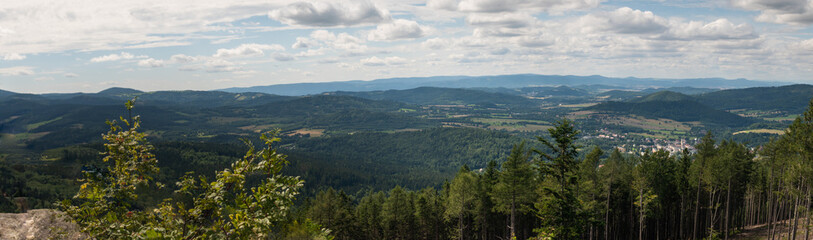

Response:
(2, 85), (813, 239)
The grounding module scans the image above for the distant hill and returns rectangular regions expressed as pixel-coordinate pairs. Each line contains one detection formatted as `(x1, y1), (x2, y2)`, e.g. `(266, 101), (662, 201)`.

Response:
(330, 87), (535, 106)
(0, 89), (16, 99)
(219, 74), (784, 96)
(97, 87), (143, 96)
(641, 87), (717, 95)
(519, 86), (590, 97)
(694, 84), (813, 113)
(588, 99), (752, 127)
(630, 91), (694, 103)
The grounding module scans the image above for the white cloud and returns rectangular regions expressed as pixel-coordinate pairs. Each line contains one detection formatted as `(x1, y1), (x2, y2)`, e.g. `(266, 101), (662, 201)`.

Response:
(64, 72), (79, 78)
(170, 54), (197, 63)
(662, 19), (757, 40)
(309, 30), (368, 51)
(368, 19), (427, 41)
(269, 1), (389, 27)
(0, 0), (283, 55)
(429, 0), (603, 14)
(273, 53), (295, 61)
(213, 44), (285, 58)
(361, 56), (407, 66)
(138, 58), (165, 67)
(3, 53), (26, 61)
(579, 7), (668, 34)
(90, 52), (145, 63)
(292, 37), (319, 48)
(732, 0), (813, 25)
(204, 59), (240, 72)
(422, 38), (453, 49)
(0, 66), (35, 76)
(466, 13), (535, 28)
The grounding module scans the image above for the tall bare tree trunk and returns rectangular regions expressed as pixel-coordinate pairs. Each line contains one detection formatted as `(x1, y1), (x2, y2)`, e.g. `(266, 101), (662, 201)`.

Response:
(694, 179), (702, 240)
(725, 180), (731, 240)
(605, 181), (612, 240)
(639, 188), (644, 240)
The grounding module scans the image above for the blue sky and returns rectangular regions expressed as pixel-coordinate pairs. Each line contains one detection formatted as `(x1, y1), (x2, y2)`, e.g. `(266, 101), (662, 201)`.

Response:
(1, 0), (813, 93)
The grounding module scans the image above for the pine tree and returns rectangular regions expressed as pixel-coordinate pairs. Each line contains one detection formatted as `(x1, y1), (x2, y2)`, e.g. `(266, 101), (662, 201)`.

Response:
(492, 142), (535, 239)
(535, 119), (583, 239)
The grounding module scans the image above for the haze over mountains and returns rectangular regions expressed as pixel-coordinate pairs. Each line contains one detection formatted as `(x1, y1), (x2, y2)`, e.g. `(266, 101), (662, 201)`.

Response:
(218, 74), (785, 96)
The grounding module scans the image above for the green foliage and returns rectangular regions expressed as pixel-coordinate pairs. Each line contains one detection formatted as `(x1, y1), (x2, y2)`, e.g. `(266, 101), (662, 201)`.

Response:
(589, 100), (752, 127)
(534, 119), (584, 239)
(59, 103), (321, 239)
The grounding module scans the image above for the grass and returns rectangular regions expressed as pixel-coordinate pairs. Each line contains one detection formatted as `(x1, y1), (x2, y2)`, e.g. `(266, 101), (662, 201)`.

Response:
(286, 128), (325, 137)
(764, 115), (799, 122)
(734, 129), (785, 135)
(602, 115), (694, 132)
(487, 124), (551, 132)
(25, 117), (63, 131)
(558, 103), (598, 108)
(471, 118), (549, 125)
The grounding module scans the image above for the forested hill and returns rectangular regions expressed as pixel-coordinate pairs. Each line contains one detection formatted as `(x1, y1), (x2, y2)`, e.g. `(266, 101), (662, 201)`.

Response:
(588, 100), (752, 127)
(629, 91), (694, 103)
(694, 84), (813, 112)
(330, 87), (536, 107)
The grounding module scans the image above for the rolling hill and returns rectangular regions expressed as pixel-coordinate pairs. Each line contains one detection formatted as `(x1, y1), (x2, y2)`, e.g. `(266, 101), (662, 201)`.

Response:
(330, 87), (535, 106)
(588, 91), (753, 127)
(694, 84), (813, 112)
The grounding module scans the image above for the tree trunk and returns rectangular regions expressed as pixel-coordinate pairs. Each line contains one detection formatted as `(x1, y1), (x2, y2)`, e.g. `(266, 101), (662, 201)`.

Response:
(510, 202), (516, 240)
(680, 195), (685, 240)
(639, 187), (644, 240)
(605, 181), (612, 240)
(725, 180), (731, 240)
(694, 179), (702, 240)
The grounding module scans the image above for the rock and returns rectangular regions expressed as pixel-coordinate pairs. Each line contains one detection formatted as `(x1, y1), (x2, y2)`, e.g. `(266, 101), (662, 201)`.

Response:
(0, 209), (85, 240)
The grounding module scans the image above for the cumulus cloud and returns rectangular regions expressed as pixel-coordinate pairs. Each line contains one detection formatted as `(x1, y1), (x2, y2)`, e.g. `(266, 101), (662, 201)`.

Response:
(292, 37), (319, 48)
(213, 44), (285, 58)
(0, 0), (282, 55)
(428, 0), (603, 14)
(204, 59), (240, 72)
(662, 19), (758, 40)
(368, 19), (426, 41)
(3, 53), (26, 61)
(90, 52), (144, 62)
(0, 66), (35, 76)
(466, 13), (535, 28)
(170, 54), (197, 63)
(309, 30), (367, 50)
(138, 58), (165, 67)
(579, 7), (668, 34)
(422, 38), (453, 50)
(361, 56), (407, 66)
(732, 0), (813, 25)
(269, 1), (389, 27)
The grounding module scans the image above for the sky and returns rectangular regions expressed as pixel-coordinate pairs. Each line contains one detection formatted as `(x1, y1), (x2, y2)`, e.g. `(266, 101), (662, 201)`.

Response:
(1, 0), (813, 93)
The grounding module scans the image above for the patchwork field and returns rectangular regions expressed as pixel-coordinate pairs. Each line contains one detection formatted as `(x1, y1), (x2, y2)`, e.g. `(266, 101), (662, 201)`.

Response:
(733, 129), (785, 135)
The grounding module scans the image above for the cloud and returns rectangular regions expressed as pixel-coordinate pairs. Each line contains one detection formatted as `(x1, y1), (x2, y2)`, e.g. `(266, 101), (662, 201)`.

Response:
(3, 53), (26, 61)
(273, 53), (295, 61)
(579, 7), (668, 34)
(213, 44), (285, 58)
(0, 0), (282, 55)
(309, 30), (368, 51)
(292, 37), (319, 48)
(170, 54), (197, 63)
(64, 72), (79, 78)
(732, 0), (813, 25)
(368, 19), (426, 41)
(204, 59), (240, 72)
(269, 1), (389, 27)
(466, 13), (535, 28)
(662, 19), (758, 40)
(90, 52), (144, 62)
(428, 0), (603, 14)
(360, 56), (407, 66)
(422, 38), (453, 49)
(138, 58), (165, 67)
(0, 66), (35, 76)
